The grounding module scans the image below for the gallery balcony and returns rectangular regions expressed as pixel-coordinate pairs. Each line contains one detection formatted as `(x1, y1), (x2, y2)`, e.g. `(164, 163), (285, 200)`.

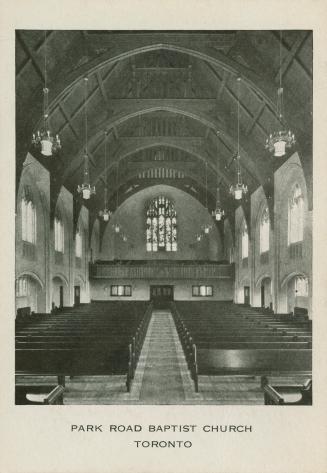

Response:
(89, 260), (234, 280)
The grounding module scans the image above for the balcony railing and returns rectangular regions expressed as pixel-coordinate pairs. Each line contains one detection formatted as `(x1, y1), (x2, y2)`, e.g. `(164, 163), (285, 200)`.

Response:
(90, 261), (233, 280)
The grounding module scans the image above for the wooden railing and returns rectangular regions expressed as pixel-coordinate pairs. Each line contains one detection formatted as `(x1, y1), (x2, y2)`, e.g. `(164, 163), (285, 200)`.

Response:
(90, 261), (233, 280)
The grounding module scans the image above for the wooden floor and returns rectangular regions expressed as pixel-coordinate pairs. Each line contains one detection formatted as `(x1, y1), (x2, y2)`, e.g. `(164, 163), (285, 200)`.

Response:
(17, 309), (288, 404)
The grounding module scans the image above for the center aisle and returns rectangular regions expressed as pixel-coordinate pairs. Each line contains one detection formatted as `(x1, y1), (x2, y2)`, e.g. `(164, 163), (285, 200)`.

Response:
(138, 309), (192, 403)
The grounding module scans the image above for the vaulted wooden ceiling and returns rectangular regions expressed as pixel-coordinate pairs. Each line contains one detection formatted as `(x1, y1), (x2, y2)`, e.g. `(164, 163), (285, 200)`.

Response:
(16, 30), (313, 220)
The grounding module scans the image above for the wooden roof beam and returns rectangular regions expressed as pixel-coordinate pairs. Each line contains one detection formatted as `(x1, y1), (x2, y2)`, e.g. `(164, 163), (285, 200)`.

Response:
(272, 31), (312, 82)
(96, 70), (109, 105)
(274, 31), (311, 83)
(16, 31), (54, 78)
(245, 102), (266, 136)
(16, 31), (45, 83)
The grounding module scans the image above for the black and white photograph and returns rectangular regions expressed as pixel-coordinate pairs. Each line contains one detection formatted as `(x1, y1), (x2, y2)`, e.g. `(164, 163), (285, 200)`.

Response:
(14, 28), (313, 406)
(1, 1), (327, 472)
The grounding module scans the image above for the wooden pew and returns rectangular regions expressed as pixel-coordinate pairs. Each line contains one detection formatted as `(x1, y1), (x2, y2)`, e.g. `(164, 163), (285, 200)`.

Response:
(16, 307), (31, 319)
(261, 376), (312, 405)
(171, 302), (312, 393)
(15, 384), (65, 405)
(15, 302), (153, 393)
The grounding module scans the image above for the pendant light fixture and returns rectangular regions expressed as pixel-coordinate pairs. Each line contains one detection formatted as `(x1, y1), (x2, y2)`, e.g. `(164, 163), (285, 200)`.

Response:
(265, 31), (296, 157)
(230, 77), (248, 200)
(99, 131), (112, 222)
(77, 77), (96, 200)
(113, 161), (121, 234)
(32, 31), (61, 157)
(201, 161), (212, 235)
(212, 132), (225, 221)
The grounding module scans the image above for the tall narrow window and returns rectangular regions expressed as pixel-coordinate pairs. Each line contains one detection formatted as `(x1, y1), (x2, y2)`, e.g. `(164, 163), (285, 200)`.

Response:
(75, 226), (82, 258)
(16, 277), (28, 297)
(54, 211), (64, 253)
(146, 196), (177, 252)
(21, 187), (36, 244)
(241, 221), (249, 259)
(288, 184), (304, 244)
(295, 276), (308, 297)
(259, 207), (270, 254)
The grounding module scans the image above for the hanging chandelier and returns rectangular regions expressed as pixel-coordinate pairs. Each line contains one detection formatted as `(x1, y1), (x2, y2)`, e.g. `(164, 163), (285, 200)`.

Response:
(230, 77), (248, 201)
(77, 77), (96, 200)
(202, 223), (212, 235)
(212, 132), (225, 221)
(32, 31), (61, 157)
(212, 186), (225, 221)
(230, 154), (248, 200)
(201, 161), (212, 235)
(265, 31), (296, 157)
(99, 132), (112, 222)
(196, 233), (203, 242)
(112, 161), (123, 235)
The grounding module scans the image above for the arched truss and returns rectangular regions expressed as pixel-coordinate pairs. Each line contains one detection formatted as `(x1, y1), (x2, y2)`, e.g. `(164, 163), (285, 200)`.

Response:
(96, 151), (226, 202)
(62, 106), (264, 186)
(18, 41), (286, 177)
(105, 178), (217, 219)
(17, 34), (312, 211)
(92, 139), (233, 189)
(44, 42), (278, 117)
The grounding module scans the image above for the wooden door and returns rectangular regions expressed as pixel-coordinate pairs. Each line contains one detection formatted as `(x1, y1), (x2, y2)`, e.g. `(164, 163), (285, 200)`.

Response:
(261, 284), (265, 308)
(150, 286), (174, 308)
(59, 286), (64, 309)
(244, 286), (250, 305)
(74, 286), (80, 306)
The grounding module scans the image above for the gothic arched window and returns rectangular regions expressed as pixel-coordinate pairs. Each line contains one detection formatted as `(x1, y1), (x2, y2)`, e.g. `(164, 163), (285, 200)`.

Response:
(295, 276), (309, 297)
(241, 221), (249, 260)
(146, 196), (177, 252)
(54, 210), (64, 253)
(75, 225), (82, 258)
(259, 207), (270, 254)
(21, 186), (36, 244)
(288, 184), (304, 244)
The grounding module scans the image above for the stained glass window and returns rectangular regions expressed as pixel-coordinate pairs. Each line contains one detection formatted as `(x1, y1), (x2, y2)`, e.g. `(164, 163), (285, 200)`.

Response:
(21, 187), (36, 244)
(146, 196), (177, 252)
(295, 276), (308, 297)
(75, 226), (82, 258)
(241, 221), (249, 259)
(259, 207), (270, 254)
(54, 210), (64, 253)
(288, 184), (304, 244)
(16, 277), (28, 297)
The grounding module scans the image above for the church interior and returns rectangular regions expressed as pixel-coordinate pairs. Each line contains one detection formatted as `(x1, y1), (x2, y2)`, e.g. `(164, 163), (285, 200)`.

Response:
(15, 30), (312, 405)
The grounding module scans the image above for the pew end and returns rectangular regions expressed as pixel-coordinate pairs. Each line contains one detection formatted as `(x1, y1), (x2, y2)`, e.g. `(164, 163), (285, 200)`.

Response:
(15, 384), (65, 405)
(261, 376), (312, 405)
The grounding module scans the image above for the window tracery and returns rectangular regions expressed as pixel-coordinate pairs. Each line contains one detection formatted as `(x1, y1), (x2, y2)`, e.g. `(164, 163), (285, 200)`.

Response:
(146, 196), (177, 252)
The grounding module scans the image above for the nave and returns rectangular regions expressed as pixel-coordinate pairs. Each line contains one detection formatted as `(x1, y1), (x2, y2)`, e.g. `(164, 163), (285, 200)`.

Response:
(15, 301), (312, 405)
(15, 30), (313, 406)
